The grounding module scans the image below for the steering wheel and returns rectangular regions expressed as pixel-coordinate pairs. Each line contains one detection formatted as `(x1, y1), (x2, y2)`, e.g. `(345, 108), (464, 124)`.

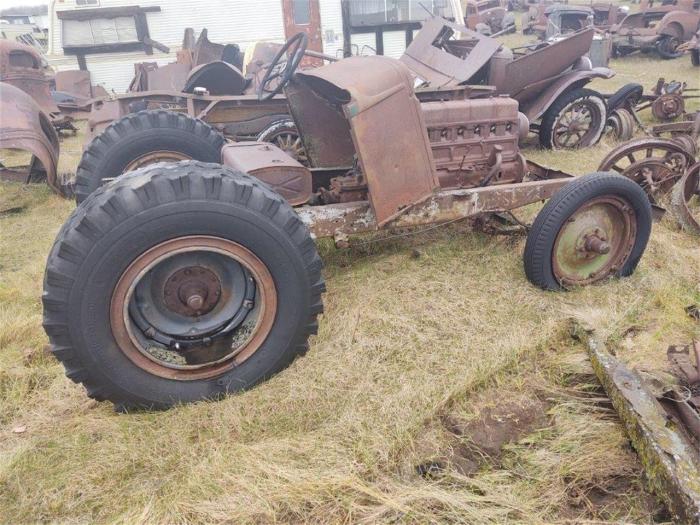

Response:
(257, 32), (308, 101)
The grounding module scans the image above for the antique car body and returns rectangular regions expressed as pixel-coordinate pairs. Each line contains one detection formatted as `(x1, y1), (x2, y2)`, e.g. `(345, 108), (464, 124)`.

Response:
(401, 20), (614, 147)
(591, 2), (629, 30)
(0, 83), (60, 191)
(523, 3), (594, 40)
(464, 0), (514, 34)
(44, 36), (654, 409)
(84, 20), (613, 158)
(0, 40), (58, 116)
(85, 91), (291, 146)
(611, 0), (700, 58)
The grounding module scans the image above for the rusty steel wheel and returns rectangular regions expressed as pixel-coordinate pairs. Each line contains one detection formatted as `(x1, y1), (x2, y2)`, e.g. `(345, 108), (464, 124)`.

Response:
(524, 173), (651, 290)
(540, 88), (607, 150)
(669, 162), (700, 235)
(598, 138), (695, 202)
(551, 196), (636, 286)
(44, 161), (324, 410)
(110, 236), (277, 380)
(123, 150), (192, 173)
(651, 93), (685, 121)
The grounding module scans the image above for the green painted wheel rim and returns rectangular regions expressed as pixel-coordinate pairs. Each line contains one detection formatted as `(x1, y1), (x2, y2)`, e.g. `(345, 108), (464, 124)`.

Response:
(552, 196), (637, 286)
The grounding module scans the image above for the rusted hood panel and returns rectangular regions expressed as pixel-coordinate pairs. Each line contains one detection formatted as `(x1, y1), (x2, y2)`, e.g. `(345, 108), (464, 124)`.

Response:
(296, 56), (439, 226)
(0, 82), (60, 192)
(400, 18), (501, 87)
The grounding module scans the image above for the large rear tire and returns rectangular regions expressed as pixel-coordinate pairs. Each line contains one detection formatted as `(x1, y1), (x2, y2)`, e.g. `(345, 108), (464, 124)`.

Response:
(43, 161), (324, 410)
(75, 110), (224, 204)
(524, 173), (651, 290)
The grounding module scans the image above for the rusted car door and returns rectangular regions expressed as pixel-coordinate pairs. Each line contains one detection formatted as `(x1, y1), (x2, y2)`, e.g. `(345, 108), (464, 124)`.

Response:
(282, 0), (323, 66)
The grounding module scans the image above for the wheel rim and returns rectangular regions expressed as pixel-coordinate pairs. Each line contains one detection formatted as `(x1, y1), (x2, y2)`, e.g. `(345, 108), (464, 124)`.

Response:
(553, 98), (602, 149)
(600, 141), (692, 198)
(271, 131), (308, 165)
(110, 236), (277, 380)
(552, 196), (637, 286)
(124, 150), (192, 172)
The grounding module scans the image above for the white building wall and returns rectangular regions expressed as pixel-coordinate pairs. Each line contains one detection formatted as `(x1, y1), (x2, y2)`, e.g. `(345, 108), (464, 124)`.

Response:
(50, 0), (286, 92)
(49, 0), (462, 92)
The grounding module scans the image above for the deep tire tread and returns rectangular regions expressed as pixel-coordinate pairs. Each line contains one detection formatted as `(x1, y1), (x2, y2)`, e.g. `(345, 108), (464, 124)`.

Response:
(75, 110), (225, 204)
(44, 161), (325, 409)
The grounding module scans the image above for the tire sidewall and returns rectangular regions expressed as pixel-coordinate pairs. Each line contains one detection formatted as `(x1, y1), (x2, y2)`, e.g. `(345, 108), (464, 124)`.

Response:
(67, 199), (312, 406)
(81, 128), (222, 197)
(526, 175), (652, 290)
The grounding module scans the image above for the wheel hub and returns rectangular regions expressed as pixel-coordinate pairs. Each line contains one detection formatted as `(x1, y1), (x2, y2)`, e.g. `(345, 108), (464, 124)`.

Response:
(111, 236), (278, 380)
(163, 266), (221, 317)
(582, 231), (611, 256)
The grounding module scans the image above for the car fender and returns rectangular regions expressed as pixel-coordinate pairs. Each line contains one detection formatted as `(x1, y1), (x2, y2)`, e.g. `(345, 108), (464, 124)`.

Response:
(658, 12), (698, 39)
(0, 83), (60, 192)
(520, 67), (614, 121)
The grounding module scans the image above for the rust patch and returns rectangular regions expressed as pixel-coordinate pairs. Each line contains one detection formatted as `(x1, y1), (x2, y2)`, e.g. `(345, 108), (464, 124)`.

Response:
(0, 83), (60, 193)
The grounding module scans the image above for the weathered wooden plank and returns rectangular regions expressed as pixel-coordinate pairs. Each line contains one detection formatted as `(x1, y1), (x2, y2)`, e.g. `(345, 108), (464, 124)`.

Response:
(579, 328), (700, 524)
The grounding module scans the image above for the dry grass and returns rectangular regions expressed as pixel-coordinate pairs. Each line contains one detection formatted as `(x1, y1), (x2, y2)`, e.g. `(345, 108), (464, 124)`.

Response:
(1, 27), (699, 524)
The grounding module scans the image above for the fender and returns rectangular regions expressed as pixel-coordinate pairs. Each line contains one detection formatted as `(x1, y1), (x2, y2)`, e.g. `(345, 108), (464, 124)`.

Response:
(0, 83), (60, 192)
(519, 66), (614, 121)
(658, 12), (698, 40)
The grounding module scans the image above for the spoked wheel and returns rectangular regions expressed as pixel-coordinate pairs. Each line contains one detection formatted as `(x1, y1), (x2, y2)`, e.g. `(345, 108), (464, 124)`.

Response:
(669, 162), (700, 235)
(524, 173), (652, 290)
(44, 161), (325, 410)
(257, 119), (308, 166)
(598, 138), (695, 202)
(540, 88), (607, 149)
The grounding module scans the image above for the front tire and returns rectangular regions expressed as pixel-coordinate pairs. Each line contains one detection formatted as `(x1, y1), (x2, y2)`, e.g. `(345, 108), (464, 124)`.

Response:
(656, 35), (683, 59)
(75, 110), (225, 204)
(43, 161), (324, 410)
(524, 173), (652, 290)
(539, 88), (607, 150)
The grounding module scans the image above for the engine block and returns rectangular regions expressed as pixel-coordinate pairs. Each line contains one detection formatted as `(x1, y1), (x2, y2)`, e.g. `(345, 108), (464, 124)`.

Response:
(422, 96), (527, 189)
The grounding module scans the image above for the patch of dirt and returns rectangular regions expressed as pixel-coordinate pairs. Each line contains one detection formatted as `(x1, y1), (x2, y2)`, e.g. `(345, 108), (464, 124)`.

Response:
(414, 394), (550, 478)
(442, 396), (550, 459)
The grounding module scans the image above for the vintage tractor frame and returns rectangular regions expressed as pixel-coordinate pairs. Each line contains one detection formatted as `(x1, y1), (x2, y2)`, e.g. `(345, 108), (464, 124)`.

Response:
(43, 34), (652, 410)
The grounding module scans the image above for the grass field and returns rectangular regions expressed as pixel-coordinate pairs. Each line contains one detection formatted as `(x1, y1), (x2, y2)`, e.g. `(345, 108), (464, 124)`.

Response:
(1, 20), (700, 524)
